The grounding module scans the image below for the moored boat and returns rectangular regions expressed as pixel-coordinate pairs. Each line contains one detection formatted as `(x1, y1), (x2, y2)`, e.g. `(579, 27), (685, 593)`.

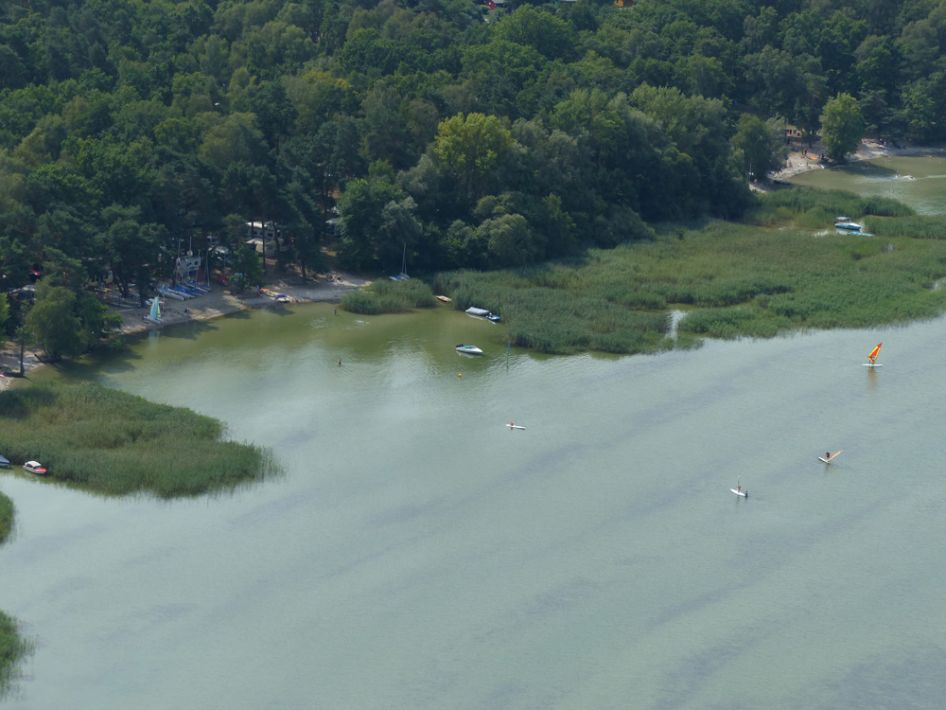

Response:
(0, 454), (10, 468)
(465, 306), (490, 317)
(455, 344), (484, 355)
(834, 220), (863, 232)
(23, 460), (48, 475)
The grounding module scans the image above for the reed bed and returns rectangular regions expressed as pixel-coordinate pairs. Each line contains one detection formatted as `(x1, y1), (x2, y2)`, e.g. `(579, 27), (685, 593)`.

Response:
(342, 279), (436, 314)
(0, 610), (30, 698)
(866, 214), (946, 239)
(435, 269), (671, 354)
(0, 492), (11, 544)
(433, 190), (946, 353)
(747, 187), (913, 229)
(0, 382), (273, 498)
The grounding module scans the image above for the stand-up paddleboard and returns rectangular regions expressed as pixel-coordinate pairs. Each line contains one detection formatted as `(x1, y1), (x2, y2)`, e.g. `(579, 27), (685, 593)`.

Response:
(818, 449), (843, 464)
(506, 422), (526, 430)
(730, 487), (748, 498)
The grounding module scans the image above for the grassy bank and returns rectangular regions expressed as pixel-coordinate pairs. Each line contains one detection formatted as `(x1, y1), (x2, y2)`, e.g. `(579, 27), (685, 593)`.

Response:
(433, 188), (946, 354)
(0, 381), (273, 497)
(342, 279), (436, 314)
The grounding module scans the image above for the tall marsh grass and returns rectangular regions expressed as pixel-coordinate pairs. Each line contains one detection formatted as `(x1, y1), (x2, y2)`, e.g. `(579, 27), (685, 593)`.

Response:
(748, 187), (913, 229)
(0, 492), (11, 543)
(0, 381), (273, 497)
(0, 610), (30, 699)
(866, 215), (946, 239)
(342, 279), (436, 314)
(433, 188), (946, 352)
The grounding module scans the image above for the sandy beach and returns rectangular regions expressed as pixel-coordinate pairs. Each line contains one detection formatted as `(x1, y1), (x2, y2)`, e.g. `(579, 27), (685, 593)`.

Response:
(1, 270), (368, 389)
(771, 137), (946, 182)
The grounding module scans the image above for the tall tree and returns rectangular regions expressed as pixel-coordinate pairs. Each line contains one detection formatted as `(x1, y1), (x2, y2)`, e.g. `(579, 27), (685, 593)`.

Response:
(731, 113), (787, 181)
(820, 92), (865, 161)
(431, 113), (517, 206)
(25, 282), (85, 360)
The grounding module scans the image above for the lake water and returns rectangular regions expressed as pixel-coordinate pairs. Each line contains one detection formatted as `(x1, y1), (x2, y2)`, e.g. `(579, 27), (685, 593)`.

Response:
(4, 300), (946, 709)
(790, 153), (946, 215)
(5, 156), (946, 708)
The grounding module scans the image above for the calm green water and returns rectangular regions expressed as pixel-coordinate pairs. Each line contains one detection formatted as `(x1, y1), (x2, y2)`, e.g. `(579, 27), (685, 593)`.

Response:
(790, 153), (946, 214)
(3, 302), (946, 709)
(0, 157), (946, 710)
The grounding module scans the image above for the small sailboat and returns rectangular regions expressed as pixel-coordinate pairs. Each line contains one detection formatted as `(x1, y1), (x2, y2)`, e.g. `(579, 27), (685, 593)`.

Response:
(730, 481), (748, 498)
(864, 342), (883, 367)
(145, 296), (161, 323)
(389, 243), (409, 281)
(818, 450), (843, 464)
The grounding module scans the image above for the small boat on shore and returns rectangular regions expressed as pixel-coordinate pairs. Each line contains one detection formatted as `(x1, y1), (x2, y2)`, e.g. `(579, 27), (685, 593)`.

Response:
(0, 454), (10, 468)
(23, 460), (48, 475)
(835, 220), (863, 232)
(436, 295), (452, 303)
(465, 306), (490, 317)
(456, 344), (484, 355)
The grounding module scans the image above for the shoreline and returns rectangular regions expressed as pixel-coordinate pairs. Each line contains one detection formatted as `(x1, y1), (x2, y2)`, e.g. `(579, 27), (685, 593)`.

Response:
(770, 138), (946, 182)
(0, 271), (368, 389)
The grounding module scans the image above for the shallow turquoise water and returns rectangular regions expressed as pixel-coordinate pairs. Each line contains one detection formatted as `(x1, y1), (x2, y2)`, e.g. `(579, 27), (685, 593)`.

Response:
(790, 154), (946, 215)
(3, 304), (946, 708)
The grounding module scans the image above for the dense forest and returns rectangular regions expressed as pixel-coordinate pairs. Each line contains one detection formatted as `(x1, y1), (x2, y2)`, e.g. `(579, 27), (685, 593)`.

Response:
(2, 0), (946, 352)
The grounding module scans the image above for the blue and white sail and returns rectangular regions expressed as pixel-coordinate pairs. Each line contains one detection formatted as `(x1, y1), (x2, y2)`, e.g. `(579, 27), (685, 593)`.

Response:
(145, 296), (161, 323)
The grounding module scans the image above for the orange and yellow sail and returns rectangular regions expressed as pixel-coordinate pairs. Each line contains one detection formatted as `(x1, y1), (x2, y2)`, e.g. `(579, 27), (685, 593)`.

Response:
(867, 342), (883, 363)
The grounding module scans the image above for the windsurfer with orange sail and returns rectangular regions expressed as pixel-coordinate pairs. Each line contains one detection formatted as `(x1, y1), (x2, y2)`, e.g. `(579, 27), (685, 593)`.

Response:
(867, 342), (883, 366)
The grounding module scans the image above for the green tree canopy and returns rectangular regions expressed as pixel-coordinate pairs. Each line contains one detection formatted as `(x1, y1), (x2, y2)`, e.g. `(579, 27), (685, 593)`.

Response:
(25, 282), (85, 360)
(820, 92), (865, 162)
(731, 113), (787, 181)
(432, 113), (517, 206)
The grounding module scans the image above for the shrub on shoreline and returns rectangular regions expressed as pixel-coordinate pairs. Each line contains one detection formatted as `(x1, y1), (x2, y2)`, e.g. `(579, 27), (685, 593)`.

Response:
(0, 382), (273, 498)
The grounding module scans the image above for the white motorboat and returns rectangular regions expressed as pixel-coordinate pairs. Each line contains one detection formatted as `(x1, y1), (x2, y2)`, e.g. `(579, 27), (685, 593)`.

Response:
(455, 344), (484, 355)
(23, 460), (48, 475)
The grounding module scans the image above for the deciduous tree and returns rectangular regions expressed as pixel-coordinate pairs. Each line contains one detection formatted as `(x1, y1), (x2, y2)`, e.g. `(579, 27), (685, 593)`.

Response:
(820, 93), (865, 162)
